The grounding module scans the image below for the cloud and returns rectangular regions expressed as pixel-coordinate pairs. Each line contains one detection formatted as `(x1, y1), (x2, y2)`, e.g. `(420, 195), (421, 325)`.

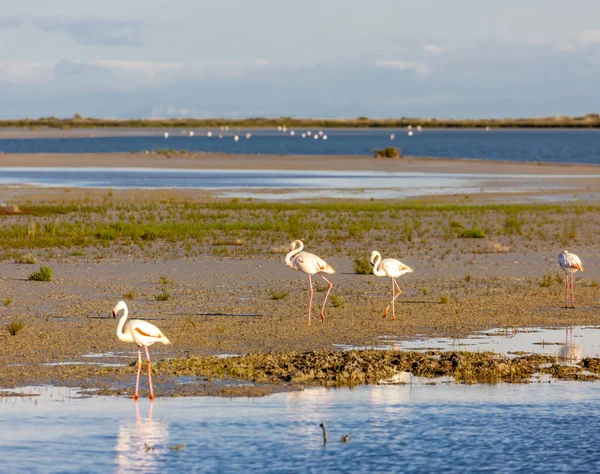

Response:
(375, 60), (431, 77)
(423, 44), (443, 55)
(32, 18), (144, 46)
(0, 17), (21, 29)
(579, 30), (600, 44)
(0, 61), (54, 84)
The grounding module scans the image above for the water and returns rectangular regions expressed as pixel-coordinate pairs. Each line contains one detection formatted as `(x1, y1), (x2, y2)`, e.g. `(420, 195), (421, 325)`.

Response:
(0, 168), (589, 200)
(2, 383), (600, 472)
(338, 326), (600, 363)
(2, 129), (600, 165)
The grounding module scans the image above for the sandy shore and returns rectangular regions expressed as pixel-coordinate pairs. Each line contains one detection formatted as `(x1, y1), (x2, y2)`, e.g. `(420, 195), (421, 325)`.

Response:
(1, 151), (600, 174)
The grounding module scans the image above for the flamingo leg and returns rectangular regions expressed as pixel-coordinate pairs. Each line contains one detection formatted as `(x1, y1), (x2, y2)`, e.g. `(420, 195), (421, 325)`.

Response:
(318, 273), (333, 322)
(134, 345), (142, 400)
(385, 279), (403, 321)
(384, 279), (394, 319)
(307, 274), (314, 325)
(571, 273), (575, 308)
(565, 272), (569, 308)
(144, 345), (154, 400)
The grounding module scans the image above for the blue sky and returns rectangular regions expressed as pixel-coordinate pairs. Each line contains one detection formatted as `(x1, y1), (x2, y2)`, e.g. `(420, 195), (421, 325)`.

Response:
(1, 0), (599, 118)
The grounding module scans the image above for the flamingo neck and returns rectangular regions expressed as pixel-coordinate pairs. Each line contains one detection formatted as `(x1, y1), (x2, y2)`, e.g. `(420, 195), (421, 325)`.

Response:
(116, 307), (133, 343)
(285, 241), (304, 266)
(372, 253), (385, 276)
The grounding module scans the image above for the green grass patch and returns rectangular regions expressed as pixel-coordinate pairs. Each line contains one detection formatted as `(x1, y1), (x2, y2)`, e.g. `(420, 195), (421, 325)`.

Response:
(5, 319), (24, 336)
(352, 254), (372, 275)
(268, 289), (289, 300)
(460, 228), (486, 239)
(28, 266), (53, 282)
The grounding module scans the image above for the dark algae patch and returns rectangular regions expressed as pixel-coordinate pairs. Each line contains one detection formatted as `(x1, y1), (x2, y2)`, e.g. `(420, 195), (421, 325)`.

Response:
(152, 350), (600, 387)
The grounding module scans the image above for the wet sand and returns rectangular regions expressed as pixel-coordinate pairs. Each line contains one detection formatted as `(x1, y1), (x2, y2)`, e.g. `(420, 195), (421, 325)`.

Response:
(1, 151), (600, 175)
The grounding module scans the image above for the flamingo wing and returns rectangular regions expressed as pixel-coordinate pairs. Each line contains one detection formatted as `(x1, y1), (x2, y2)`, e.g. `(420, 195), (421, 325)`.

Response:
(559, 252), (584, 271)
(293, 251), (336, 274)
(382, 258), (413, 277)
(127, 320), (170, 345)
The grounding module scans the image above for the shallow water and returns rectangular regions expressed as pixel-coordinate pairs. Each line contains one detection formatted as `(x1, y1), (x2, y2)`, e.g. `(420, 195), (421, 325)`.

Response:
(2, 383), (600, 473)
(338, 326), (600, 362)
(0, 168), (589, 201)
(2, 129), (600, 165)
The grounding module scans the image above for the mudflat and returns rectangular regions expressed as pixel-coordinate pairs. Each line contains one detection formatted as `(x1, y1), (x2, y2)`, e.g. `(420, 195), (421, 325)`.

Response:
(0, 188), (599, 395)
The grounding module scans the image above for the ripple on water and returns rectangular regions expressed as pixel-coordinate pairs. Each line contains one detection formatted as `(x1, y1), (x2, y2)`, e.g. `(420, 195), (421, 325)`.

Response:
(3, 383), (600, 472)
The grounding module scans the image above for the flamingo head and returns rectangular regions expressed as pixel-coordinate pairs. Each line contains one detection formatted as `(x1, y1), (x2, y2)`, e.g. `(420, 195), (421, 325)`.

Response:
(289, 239), (303, 251)
(369, 250), (380, 266)
(112, 300), (127, 318)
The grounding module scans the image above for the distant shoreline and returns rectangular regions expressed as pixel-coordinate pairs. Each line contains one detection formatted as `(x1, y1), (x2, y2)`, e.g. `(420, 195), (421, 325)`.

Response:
(0, 113), (599, 132)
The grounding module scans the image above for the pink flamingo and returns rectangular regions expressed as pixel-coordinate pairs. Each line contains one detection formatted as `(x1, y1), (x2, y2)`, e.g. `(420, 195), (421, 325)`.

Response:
(370, 250), (414, 321)
(113, 301), (171, 400)
(558, 250), (584, 308)
(285, 240), (336, 325)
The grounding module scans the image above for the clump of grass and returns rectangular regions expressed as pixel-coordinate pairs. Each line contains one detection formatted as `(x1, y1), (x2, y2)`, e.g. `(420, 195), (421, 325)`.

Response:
(330, 295), (345, 308)
(154, 286), (171, 301)
(3, 297), (13, 307)
(122, 289), (137, 300)
(420, 287), (429, 296)
(373, 147), (402, 159)
(352, 254), (372, 275)
(14, 252), (36, 264)
(460, 228), (486, 239)
(159, 276), (173, 285)
(5, 319), (24, 336)
(538, 273), (554, 288)
(28, 266), (53, 282)
(465, 273), (472, 283)
(554, 272), (564, 285)
(268, 289), (289, 300)
(440, 295), (449, 304)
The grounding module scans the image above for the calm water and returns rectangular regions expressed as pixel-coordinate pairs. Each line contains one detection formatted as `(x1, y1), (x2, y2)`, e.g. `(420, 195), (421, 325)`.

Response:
(338, 326), (600, 362)
(0, 168), (589, 201)
(2, 383), (600, 473)
(1, 129), (600, 164)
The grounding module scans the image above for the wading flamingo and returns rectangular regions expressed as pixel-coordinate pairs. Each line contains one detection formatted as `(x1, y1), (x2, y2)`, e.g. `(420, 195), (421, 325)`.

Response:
(285, 240), (336, 325)
(370, 250), (414, 321)
(558, 250), (583, 308)
(113, 301), (171, 400)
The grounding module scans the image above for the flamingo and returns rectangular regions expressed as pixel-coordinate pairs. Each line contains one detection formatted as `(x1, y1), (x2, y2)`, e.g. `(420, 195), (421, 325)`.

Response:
(113, 301), (171, 400)
(285, 240), (336, 325)
(370, 250), (414, 321)
(558, 250), (584, 308)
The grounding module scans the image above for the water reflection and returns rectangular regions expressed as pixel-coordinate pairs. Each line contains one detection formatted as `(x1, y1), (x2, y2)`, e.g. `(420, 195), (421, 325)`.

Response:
(338, 325), (600, 359)
(560, 327), (584, 364)
(3, 385), (600, 472)
(115, 401), (169, 473)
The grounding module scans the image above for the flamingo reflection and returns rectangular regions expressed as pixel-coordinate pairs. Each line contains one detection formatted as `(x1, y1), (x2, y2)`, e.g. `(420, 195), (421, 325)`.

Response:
(560, 327), (583, 364)
(115, 402), (169, 472)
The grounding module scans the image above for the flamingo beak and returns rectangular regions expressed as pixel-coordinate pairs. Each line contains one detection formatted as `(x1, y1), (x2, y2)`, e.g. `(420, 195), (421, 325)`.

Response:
(112, 310), (117, 318)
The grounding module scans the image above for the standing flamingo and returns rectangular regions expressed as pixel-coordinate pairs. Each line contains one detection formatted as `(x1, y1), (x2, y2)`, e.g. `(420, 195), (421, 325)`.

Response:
(285, 240), (336, 325)
(370, 250), (414, 321)
(558, 250), (584, 308)
(113, 301), (171, 400)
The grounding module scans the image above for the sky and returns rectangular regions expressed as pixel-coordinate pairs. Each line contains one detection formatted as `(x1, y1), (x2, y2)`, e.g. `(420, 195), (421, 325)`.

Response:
(1, 0), (599, 119)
